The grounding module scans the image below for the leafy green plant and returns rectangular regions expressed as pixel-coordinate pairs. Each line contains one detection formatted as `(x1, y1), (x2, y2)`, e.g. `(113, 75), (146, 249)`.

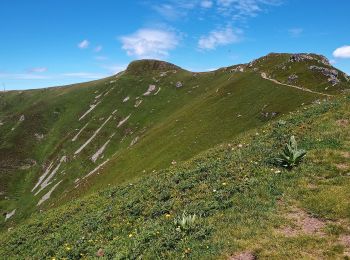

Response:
(275, 135), (306, 169)
(174, 212), (198, 231)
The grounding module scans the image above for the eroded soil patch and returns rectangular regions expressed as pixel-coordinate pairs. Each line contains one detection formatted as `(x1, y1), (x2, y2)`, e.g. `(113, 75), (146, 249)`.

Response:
(280, 207), (326, 237)
(229, 251), (256, 260)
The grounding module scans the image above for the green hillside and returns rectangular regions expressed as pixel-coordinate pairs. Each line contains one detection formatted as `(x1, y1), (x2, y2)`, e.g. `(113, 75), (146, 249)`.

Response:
(241, 53), (350, 94)
(0, 53), (349, 244)
(1, 88), (349, 259)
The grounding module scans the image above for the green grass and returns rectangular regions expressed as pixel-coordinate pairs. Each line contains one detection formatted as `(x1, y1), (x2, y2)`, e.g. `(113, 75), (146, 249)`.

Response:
(1, 56), (334, 227)
(243, 53), (350, 94)
(0, 93), (349, 259)
(0, 55), (350, 258)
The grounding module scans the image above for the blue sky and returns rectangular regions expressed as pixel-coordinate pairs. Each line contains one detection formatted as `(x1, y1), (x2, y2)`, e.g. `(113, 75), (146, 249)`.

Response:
(1, 0), (350, 90)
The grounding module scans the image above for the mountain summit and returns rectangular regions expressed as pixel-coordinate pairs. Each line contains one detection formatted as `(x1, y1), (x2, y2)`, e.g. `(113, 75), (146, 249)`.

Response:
(125, 59), (182, 75)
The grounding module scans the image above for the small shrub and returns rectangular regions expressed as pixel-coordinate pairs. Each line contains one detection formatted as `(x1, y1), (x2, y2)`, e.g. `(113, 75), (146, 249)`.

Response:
(275, 135), (306, 169)
(174, 212), (198, 231)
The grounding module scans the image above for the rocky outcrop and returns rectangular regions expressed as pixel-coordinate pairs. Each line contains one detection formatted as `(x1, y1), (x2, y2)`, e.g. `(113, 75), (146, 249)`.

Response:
(176, 81), (183, 88)
(143, 85), (156, 96)
(289, 54), (330, 66)
(230, 65), (245, 72)
(288, 74), (298, 83)
(309, 66), (340, 86)
(5, 209), (16, 221)
(34, 133), (44, 141)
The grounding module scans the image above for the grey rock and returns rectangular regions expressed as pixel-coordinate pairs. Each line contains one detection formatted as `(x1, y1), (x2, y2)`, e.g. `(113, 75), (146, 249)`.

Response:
(34, 133), (44, 141)
(176, 81), (183, 88)
(288, 74), (298, 83)
(289, 53), (331, 66)
(309, 65), (340, 86)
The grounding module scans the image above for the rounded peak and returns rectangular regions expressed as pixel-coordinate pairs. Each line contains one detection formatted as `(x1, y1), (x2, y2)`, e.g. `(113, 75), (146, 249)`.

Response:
(252, 52), (331, 66)
(126, 59), (182, 75)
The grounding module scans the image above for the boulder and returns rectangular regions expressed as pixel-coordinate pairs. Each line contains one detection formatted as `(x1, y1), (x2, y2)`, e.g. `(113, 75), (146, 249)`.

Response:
(176, 81), (183, 88)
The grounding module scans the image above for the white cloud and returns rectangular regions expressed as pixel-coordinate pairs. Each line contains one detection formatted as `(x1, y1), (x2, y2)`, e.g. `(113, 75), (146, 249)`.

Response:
(153, 0), (281, 20)
(201, 0), (213, 8)
(288, 28), (303, 38)
(94, 45), (103, 52)
(153, 4), (183, 20)
(152, 0), (281, 51)
(216, 0), (281, 19)
(154, 0), (215, 20)
(198, 27), (242, 50)
(78, 40), (90, 49)
(120, 28), (180, 59)
(333, 45), (350, 58)
(27, 67), (48, 73)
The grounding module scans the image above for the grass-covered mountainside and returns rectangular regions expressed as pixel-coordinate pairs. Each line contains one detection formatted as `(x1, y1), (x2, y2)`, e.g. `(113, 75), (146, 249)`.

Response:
(1, 87), (350, 259)
(0, 53), (349, 258)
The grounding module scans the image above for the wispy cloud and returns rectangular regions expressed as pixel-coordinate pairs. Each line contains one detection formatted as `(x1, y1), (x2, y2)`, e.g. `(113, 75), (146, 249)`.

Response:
(216, 0), (282, 19)
(153, 4), (184, 20)
(78, 40), (90, 49)
(288, 28), (303, 38)
(151, 0), (282, 52)
(153, 0), (282, 21)
(27, 67), (48, 73)
(94, 45), (103, 52)
(198, 27), (242, 50)
(153, 1), (197, 20)
(120, 28), (180, 59)
(200, 0), (213, 8)
(333, 45), (350, 58)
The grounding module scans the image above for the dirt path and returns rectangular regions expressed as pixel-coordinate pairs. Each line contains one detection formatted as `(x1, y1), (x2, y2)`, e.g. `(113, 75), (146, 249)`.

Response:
(260, 72), (333, 97)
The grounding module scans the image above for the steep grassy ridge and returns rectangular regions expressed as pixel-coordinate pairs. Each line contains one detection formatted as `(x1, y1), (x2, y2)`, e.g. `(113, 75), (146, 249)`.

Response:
(0, 54), (349, 230)
(1, 93), (349, 259)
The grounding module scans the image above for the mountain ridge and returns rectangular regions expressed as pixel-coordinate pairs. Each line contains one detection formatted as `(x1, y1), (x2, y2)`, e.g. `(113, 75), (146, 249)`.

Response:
(0, 52), (349, 232)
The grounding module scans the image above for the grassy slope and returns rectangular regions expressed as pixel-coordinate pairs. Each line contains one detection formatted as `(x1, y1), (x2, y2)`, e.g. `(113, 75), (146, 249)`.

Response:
(71, 71), (319, 196)
(0, 55), (348, 230)
(242, 53), (350, 94)
(1, 93), (349, 259)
